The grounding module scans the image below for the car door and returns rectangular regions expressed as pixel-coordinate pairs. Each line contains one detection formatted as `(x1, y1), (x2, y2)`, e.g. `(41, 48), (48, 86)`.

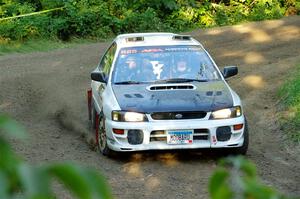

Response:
(92, 42), (117, 113)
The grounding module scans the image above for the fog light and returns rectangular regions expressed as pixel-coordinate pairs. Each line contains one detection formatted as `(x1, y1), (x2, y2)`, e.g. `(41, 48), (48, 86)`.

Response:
(216, 126), (231, 141)
(233, 124), (243, 131)
(127, 130), (143, 145)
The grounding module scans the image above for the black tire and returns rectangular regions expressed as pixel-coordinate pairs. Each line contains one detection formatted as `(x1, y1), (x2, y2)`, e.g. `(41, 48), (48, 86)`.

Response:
(97, 116), (113, 156)
(232, 118), (249, 155)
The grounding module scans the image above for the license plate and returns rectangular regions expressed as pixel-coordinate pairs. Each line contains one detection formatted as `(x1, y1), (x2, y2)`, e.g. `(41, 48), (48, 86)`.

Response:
(167, 130), (193, 145)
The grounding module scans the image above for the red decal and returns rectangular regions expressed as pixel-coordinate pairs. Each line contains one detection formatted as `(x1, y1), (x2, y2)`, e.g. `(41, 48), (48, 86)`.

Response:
(212, 135), (217, 144)
(141, 48), (163, 53)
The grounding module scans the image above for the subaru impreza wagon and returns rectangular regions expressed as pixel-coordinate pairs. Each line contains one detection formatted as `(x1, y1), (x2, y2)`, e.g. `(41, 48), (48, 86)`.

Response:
(87, 33), (248, 156)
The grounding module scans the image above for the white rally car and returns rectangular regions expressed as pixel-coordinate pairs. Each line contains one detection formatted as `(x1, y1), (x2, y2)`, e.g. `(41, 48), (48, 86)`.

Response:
(87, 33), (248, 156)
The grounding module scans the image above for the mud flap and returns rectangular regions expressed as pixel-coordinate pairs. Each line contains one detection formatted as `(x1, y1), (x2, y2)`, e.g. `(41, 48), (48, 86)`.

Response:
(87, 88), (92, 120)
(95, 113), (99, 145)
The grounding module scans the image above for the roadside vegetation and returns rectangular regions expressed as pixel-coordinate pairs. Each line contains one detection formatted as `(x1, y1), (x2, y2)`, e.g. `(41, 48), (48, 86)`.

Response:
(209, 156), (295, 199)
(1, 0), (300, 54)
(0, 115), (113, 199)
(278, 64), (300, 143)
(1, 114), (297, 199)
(0, 38), (93, 55)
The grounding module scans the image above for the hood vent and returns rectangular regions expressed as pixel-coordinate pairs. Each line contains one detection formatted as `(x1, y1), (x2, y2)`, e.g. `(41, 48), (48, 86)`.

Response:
(148, 84), (195, 91)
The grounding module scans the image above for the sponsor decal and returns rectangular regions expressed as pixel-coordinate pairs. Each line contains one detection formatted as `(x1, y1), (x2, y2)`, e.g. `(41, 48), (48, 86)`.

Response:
(120, 49), (138, 55)
(119, 46), (203, 55)
(141, 48), (163, 53)
(212, 135), (217, 145)
(150, 61), (164, 79)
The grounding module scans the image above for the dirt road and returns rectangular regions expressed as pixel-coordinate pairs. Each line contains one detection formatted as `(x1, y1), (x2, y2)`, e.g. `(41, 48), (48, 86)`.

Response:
(1, 16), (300, 198)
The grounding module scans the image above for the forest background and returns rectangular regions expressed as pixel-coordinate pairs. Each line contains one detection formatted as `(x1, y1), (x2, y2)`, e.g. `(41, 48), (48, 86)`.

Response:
(1, 0), (299, 42)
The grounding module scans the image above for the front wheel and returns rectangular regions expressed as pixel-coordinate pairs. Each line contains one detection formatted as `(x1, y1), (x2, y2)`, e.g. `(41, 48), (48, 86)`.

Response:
(97, 116), (112, 156)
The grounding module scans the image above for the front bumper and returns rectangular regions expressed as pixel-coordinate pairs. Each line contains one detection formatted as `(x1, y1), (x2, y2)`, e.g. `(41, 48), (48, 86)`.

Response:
(105, 116), (246, 152)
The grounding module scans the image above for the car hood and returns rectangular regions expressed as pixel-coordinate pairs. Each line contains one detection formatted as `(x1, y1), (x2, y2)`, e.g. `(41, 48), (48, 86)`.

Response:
(111, 81), (233, 113)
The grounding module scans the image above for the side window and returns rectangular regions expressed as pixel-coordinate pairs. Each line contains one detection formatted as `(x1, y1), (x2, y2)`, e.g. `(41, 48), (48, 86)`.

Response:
(99, 42), (117, 76)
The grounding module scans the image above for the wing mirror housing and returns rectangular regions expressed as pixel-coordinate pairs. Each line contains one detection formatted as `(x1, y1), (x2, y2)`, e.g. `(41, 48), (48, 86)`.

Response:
(91, 71), (107, 83)
(222, 66), (238, 79)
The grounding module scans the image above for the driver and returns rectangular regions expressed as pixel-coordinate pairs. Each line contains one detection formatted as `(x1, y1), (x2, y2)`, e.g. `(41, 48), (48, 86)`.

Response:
(174, 58), (191, 78)
(125, 56), (140, 81)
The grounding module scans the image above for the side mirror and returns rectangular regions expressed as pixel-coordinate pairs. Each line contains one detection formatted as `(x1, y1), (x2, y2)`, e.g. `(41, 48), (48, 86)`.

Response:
(91, 71), (107, 83)
(222, 66), (238, 79)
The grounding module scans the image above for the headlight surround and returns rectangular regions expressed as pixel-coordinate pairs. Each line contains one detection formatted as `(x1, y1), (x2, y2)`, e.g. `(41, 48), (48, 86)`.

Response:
(210, 106), (242, 119)
(112, 111), (148, 122)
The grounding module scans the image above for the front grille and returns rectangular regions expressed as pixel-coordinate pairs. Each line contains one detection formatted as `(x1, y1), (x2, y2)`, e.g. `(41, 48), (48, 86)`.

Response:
(150, 130), (167, 142)
(151, 111), (207, 120)
(150, 137), (167, 142)
(193, 129), (209, 140)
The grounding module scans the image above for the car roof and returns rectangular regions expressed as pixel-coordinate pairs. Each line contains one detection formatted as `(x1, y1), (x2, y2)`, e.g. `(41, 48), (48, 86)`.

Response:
(114, 32), (202, 48)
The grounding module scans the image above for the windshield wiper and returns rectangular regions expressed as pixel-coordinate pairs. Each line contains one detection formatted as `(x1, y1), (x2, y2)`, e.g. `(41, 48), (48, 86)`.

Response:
(114, 81), (141, 85)
(154, 78), (208, 83)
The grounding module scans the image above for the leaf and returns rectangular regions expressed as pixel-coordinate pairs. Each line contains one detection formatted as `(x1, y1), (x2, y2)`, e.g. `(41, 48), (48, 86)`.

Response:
(81, 168), (113, 199)
(46, 163), (93, 199)
(0, 115), (26, 139)
(47, 163), (113, 199)
(244, 178), (282, 199)
(18, 163), (53, 198)
(222, 156), (257, 178)
(209, 168), (233, 199)
(0, 137), (20, 172)
(0, 171), (9, 199)
(240, 159), (257, 178)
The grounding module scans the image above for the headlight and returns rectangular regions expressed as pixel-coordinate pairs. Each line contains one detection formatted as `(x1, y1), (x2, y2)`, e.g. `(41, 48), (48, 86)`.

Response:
(210, 106), (242, 119)
(112, 111), (148, 122)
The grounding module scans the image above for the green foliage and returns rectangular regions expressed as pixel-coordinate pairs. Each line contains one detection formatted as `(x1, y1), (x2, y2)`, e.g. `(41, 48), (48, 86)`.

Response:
(209, 168), (233, 199)
(119, 8), (169, 33)
(0, 0), (298, 43)
(0, 114), (113, 199)
(0, 1), (35, 18)
(278, 64), (300, 143)
(248, 0), (284, 21)
(209, 156), (295, 199)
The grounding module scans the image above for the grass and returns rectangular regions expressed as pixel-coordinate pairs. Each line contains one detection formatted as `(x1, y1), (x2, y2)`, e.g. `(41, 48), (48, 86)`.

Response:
(0, 38), (103, 56)
(278, 64), (300, 143)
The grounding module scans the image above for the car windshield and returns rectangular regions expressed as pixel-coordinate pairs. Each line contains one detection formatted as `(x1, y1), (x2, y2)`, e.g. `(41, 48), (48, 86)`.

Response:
(112, 45), (221, 84)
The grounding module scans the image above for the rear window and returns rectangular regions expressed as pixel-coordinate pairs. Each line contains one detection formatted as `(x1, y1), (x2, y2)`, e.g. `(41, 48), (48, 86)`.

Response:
(112, 45), (221, 83)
